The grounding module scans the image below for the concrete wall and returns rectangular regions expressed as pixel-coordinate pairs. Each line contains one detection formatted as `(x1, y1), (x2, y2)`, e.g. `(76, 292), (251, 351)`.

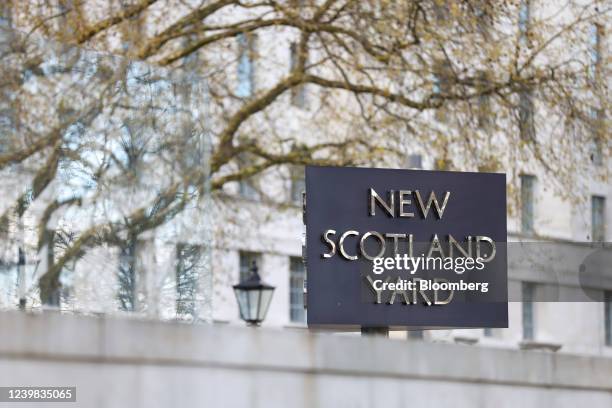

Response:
(1, 312), (611, 408)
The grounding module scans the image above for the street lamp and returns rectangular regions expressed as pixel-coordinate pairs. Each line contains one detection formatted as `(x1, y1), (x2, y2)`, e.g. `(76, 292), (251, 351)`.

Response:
(233, 261), (275, 326)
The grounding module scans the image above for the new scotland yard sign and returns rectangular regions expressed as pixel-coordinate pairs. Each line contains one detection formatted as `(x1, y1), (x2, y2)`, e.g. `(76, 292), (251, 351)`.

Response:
(305, 165), (508, 330)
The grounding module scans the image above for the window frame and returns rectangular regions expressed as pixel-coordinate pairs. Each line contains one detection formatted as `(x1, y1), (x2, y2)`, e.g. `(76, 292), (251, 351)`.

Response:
(476, 71), (491, 129)
(236, 33), (256, 98)
(518, 88), (535, 141)
(289, 256), (306, 323)
(591, 195), (606, 242)
(236, 154), (260, 201)
(589, 107), (604, 166)
(289, 42), (307, 108)
(176, 243), (203, 318)
(520, 174), (536, 235)
(588, 23), (603, 84)
(290, 166), (305, 205)
(518, 0), (530, 38)
(522, 281), (536, 341)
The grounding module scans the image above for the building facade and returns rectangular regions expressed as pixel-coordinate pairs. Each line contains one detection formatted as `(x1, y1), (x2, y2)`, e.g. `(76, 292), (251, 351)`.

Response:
(0, 0), (609, 360)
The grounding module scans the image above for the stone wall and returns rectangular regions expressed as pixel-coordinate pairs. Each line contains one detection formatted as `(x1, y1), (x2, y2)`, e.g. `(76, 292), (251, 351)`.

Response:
(0, 312), (611, 407)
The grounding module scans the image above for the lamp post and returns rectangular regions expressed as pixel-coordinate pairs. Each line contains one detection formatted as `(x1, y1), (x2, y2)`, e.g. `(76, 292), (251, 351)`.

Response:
(233, 261), (275, 326)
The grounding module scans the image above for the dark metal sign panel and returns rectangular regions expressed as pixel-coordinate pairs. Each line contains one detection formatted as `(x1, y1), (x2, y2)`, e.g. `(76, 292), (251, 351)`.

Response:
(305, 165), (508, 330)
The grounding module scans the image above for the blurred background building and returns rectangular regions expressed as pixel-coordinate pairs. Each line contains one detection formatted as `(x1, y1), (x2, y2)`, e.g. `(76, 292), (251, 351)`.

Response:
(0, 1), (610, 405)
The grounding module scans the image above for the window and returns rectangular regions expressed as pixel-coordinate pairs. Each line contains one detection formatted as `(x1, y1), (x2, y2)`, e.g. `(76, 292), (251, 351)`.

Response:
(408, 330), (424, 339)
(57, 0), (71, 16)
(56, 230), (77, 309)
(518, 88), (535, 141)
(477, 71), (491, 128)
(236, 33), (256, 98)
(520, 175), (536, 234)
(59, 267), (75, 309)
(0, 3), (11, 28)
(178, 122), (203, 171)
(0, 109), (14, 154)
(176, 244), (203, 318)
(433, 59), (452, 121)
(289, 42), (307, 108)
(518, 0), (530, 38)
(289, 257), (306, 323)
(182, 35), (200, 67)
(118, 238), (139, 312)
(592, 196), (606, 242)
(0, 243), (17, 304)
(522, 282), (535, 340)
(237, 154), (259, 200)
(588, 24), (603, 84)
(56, 1), (77, 37)
(589, 108), (603, 166)
(472, 0), (491, 36)
(239, 178), (259, 200)
(239, 251), (261, 282)
(406, 154), (423, 169)
(236, 153), (260, 200)
(121, 5), (143, 51)
(40, 229), (61, 306)
(432, 1), (449, 22)
(290, 166), (305, 205)
(605, 291), (612, 346)
(433, 59), (452, 96)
